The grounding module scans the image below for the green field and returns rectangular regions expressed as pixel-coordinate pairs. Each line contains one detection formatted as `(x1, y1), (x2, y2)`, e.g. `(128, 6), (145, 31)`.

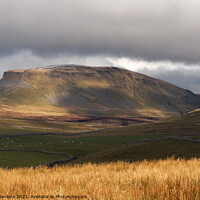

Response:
(73, 140), (200, 164)
(0, 151), (66, 168)
(0, 110), (200, 168)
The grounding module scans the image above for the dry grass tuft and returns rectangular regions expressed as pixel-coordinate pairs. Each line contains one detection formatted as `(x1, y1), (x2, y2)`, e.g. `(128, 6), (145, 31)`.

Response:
(0, 158), (199, 200)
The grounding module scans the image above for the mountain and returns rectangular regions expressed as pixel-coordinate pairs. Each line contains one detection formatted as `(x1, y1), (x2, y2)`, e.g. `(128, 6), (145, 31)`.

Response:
(0, 65), (200, 119)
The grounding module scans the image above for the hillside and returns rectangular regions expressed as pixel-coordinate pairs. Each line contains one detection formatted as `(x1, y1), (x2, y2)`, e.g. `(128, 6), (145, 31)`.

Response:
(0, 103), (199, 168)
(0, 65), (200, 118)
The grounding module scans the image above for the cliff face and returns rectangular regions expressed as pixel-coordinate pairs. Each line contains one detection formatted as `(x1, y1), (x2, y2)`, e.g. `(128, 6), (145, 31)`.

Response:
(0, 65), (200, 117)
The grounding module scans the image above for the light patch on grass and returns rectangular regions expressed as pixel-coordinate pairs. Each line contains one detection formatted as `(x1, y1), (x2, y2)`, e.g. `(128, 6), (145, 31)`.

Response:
(77, 80), (111, 88)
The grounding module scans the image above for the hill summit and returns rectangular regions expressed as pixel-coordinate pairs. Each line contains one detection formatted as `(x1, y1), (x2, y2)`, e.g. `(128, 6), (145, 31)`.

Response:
(0, 65), (200, 118)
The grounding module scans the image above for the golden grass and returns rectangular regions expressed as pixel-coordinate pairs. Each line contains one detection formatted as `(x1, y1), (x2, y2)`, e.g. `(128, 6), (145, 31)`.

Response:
(0, 104), (85, 122)
(0, 104), (68, 116)
(0, 158), (199, 200)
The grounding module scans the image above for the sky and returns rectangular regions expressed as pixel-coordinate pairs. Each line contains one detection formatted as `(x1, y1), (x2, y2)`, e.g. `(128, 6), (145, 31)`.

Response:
(0, 0), (200, 93)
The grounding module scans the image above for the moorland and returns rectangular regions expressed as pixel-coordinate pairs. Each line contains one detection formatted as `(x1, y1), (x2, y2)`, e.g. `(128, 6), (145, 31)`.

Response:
(0, 65), (199, 199)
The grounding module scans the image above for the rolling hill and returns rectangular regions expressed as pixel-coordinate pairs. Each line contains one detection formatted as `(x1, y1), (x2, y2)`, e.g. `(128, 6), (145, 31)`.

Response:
(0, 65), (200, 119)
(71, 109), (200, 164)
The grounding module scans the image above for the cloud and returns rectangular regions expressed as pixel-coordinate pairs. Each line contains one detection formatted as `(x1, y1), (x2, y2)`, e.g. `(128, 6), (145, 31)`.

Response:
(0, 50), (111, 77)
(148, 69), (200, 93)
(0, 51), (199, 93)
(108, 57), (200, 93)
(0, 0), (200, 93)
(0, 0), (200, 63)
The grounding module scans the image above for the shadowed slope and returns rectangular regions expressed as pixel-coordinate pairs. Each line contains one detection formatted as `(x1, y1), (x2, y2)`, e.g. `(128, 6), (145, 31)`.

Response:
(0, 65), (200, 118)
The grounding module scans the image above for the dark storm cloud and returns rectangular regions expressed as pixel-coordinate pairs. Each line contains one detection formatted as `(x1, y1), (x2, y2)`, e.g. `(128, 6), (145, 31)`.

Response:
(0, 0), (200, 63)
(0, 0), (200, 93)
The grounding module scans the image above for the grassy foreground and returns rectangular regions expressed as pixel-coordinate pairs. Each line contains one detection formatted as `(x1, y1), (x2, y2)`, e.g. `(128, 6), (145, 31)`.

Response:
(0, 158), (199, 200)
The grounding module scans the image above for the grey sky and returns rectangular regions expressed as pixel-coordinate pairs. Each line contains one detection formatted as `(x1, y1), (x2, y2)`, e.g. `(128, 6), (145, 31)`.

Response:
(0, 0), (200, 92)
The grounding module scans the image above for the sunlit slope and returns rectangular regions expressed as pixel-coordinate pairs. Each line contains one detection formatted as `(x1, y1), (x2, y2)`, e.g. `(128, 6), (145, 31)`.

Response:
(0, 65), (200, 117)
